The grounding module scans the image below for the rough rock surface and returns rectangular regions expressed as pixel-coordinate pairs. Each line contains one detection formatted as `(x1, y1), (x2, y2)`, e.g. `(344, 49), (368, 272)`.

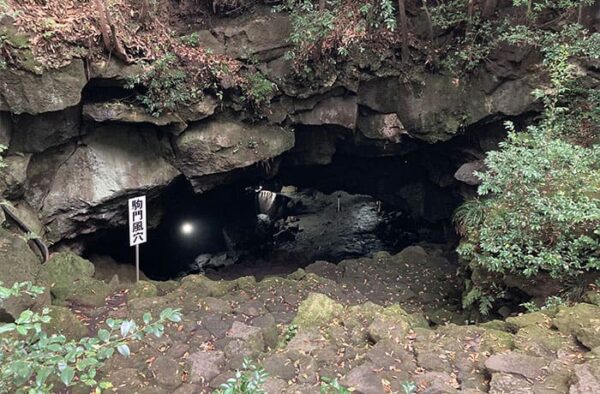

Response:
(39, 253), (599, 394)
(0, 60), (87, 114)
(83, 99), (218, 134)
(8, 241), (593, 394)
(36, 125), (179, 239)
(175, 116), (294, 181)
(0, 228), (46, 320)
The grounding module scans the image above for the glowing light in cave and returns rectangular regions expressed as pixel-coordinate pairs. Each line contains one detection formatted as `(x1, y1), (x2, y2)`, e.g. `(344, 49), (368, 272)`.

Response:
(180, 222), (195, 236)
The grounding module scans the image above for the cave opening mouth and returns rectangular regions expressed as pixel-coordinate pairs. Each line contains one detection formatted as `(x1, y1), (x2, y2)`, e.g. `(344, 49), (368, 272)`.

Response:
(81, 146), (466, 282)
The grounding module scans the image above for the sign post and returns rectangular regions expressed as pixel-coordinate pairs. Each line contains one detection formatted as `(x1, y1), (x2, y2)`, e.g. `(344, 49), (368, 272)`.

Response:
(128, 196), (147, 282)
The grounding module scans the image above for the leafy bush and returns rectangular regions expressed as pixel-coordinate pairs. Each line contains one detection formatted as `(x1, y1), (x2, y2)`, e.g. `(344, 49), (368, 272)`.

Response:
(274, 0), (398, 62)
(213, 358), (268, 394)
(243, 72), (276, 108)
(455, 22), (600, 313)
(179, 32), (200, 47)
(0, 281), (182, 393)
(457, 128), (600, 278)
(126, 53), (201, 117)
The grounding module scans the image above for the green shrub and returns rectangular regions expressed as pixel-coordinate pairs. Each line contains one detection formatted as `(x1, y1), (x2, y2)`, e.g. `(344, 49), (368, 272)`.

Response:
(126, 53), (201, 117)
(243, 72), (276, 108)
(179, 32), (200, 47)
(213, 358), (268, 394)
(0, 281), (182, 393)
(455, 23), (600, 313)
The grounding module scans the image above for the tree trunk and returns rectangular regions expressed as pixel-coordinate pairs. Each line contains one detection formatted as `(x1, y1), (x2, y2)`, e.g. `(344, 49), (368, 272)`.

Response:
(93, 0), (131, 63)
(422, 0), (434, 41)
(397, 0), (409, 62)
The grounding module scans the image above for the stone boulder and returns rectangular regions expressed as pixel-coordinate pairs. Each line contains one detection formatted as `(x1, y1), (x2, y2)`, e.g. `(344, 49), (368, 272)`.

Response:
(485, 351), (548, 380)
(38, 252), (94, 298)
(174, 116), (294, 179)
(82, 98), (217, 134)
(37, 125), (180, 239)
(293, 292), (344, 329)
(214, 14), (291, 61)
(357, 72), (536, 142)
(454, 160), (486, 186)
(553, 303), (600, 349)
(0, 60), (87, 115)
(291, 96), (358, 130)
(9, 106), (81, 153)
(188, 350), (225, 383)
(0, 154), (30, 198)
(0, 228), (47, 321)
(46, 306), (88, 339)
(38, 251), (112, 306)
(569, 357), (600, 394)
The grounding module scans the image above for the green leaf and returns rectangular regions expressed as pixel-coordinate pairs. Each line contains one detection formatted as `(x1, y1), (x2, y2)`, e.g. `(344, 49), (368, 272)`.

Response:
(99, 381), (114, 389)
(0, 323), (16, 334)
(143, 312), (151, 324)
(117, 344), (130, 357)
(60, 366), (75, 386)
(36, 366), (53, 387)
(15, 325), (28, 335)
(120, 320), (133, 337)
(97, 328), (110, 342)
(159, 308), (173, 321)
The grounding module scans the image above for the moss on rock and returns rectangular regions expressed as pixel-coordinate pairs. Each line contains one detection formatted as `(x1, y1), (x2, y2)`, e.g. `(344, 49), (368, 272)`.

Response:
(553, 303), (600, 349)
(293, 292), (343, 329)
(513, 324), (575, 358)
(178, 274), (235, 298)
(0, 228), (46, 320)
(128, 280), (158, 299)
(67, 277), (113, 306)
(583, 291), (600, 307)
(39, 251), (95, 301)
(480, 329), (514, 354)
(46, 306), (88, 339)
(506, 311), (552, 331)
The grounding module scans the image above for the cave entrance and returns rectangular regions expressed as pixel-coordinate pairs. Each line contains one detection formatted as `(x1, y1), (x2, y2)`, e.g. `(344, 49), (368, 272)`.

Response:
(81, 136), (468, 282)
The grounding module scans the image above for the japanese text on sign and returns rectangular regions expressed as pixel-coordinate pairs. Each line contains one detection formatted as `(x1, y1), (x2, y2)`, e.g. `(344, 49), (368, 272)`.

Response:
(128, 196), (147, 246)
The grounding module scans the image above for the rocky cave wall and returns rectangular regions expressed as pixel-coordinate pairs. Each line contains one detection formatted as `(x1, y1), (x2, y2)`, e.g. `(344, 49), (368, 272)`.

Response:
(0, 8), (544, 249)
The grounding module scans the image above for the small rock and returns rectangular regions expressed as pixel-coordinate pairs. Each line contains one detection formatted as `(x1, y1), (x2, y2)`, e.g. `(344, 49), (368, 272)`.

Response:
(188, 350), (225, 384)
(485, 352), (547, 380)
(228, 321), (265, 352)
(262, 354), (296, 380)
(569, 358), (600, 394)
(488, 372), (533, 394)
(148, 356), (181, 388)
(341, 363), (385, 394)
(367, 314), (411, 343)
(238, 300), (266, 316)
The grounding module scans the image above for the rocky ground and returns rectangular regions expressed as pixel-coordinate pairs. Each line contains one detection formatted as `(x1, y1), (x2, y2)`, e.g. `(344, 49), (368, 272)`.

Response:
(3, 232), (598, 394)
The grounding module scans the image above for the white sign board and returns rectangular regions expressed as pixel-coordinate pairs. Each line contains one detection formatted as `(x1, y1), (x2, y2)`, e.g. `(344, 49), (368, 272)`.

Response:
(128, 196), (147, 247)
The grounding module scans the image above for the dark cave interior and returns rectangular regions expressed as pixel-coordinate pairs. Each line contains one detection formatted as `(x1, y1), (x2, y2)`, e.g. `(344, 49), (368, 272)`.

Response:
(80, 134), (478, 281)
